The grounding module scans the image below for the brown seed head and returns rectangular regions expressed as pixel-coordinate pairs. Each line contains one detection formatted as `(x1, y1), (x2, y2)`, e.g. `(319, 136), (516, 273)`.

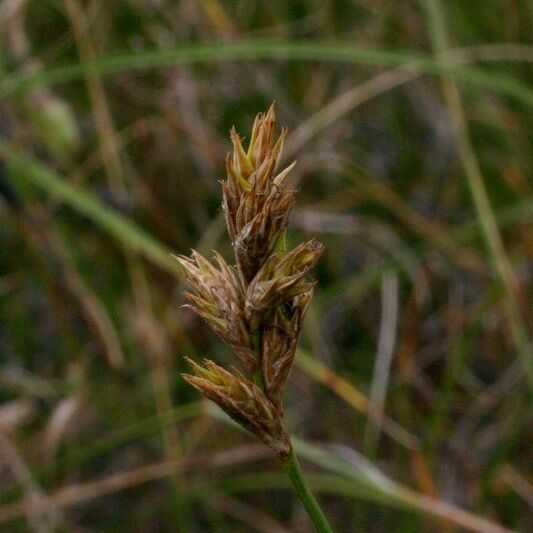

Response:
(222, 104), (297, 285)
(261, 286), (315, 410)
(175, 251), (256, 369)
(182, 357), (291, 457)
(245, 238), (324, 329)
(177, 105), (323, 458)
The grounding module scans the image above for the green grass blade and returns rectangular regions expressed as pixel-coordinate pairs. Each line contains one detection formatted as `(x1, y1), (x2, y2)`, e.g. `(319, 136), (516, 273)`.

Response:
(1, 143), (181, 276)
(1, 41), (532, 106)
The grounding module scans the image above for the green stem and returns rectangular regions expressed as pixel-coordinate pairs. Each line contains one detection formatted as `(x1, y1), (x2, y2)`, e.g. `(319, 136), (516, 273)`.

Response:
(251, 320), (331, 530)
(281, 447), (333, 533)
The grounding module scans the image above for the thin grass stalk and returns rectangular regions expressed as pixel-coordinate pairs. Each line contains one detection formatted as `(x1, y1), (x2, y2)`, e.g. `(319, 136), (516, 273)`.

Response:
(1, 41), (532, 106)
(281, 449), (333, 532)
(420, 0), (532, 388)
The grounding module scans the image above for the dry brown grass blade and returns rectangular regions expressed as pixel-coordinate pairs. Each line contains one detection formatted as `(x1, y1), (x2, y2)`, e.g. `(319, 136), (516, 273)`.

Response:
(286, 67), (419, 159)
(0, 444), (269, 527)
(0, 400), (36, 429)
(296, 349), (420, 450)
(497, 464), (533, 508)
(364, 272), (400, 454)
(0, 427), (61, 531)
(396, 485), (513, 533)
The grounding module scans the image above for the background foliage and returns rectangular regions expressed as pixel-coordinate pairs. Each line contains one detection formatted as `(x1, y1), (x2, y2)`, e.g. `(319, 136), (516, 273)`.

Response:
(0, 0), (531, 531)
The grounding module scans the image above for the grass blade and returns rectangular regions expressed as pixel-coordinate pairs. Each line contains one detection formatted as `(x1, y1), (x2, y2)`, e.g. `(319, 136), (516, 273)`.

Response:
(1, 41), (532, 106)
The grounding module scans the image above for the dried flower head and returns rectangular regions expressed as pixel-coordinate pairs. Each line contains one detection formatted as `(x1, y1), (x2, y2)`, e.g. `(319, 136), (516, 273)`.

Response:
(222, 104), (298, 286)
(177, 105), (323, 459)
(175, 251), (256, 370)
(245, 238), (324, 330)
(183, 357), (290, 456)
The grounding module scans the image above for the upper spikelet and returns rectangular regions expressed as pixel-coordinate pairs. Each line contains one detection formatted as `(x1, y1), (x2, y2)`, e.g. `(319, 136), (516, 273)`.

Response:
(245, 238), (324, 329)
(222, 104), (297, 286)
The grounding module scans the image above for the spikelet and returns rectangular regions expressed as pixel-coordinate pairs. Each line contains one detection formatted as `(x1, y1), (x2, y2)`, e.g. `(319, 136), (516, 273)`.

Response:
(260, 287), (315, 411)
(222, 104), (297, 286)
(183, 358), (291, 456)
(174, 251), (256, 370)
(178, 105), (323, 458)
(245, 238), (324, 330)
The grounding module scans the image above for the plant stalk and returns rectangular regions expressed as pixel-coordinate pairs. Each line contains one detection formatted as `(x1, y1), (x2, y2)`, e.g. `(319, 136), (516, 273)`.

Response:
(281, 447), (333, 533)
(252, 328), (331, 532)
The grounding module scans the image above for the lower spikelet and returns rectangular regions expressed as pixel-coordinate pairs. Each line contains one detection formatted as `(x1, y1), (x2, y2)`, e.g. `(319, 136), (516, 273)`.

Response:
(182, 357), (291, 457)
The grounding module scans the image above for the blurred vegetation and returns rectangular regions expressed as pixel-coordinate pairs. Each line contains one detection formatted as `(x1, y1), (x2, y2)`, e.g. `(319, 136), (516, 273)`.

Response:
(0, 0), (531, 531)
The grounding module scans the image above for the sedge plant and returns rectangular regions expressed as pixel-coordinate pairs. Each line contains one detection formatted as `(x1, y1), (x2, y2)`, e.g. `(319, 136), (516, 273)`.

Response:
(175, 105), (332, 532)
